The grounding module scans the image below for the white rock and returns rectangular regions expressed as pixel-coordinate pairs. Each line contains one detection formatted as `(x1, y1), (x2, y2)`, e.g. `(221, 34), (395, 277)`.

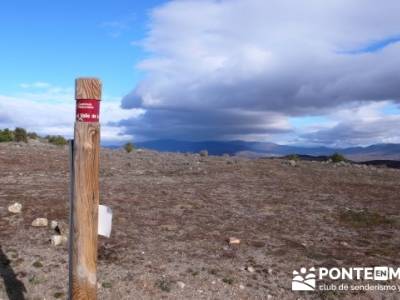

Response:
(32, 218), (48, 227)
(239, 284), (245, 290)
(8, 202), (22, 214)
(288, 160), (297, 167)
(50, 220), (58, 230)
(247, 266), (255, 273)
(177, 281), (185, 289)
(267, 295), (273, 299)
(51, 235), (67, 246)
(229, 237), (241, 245)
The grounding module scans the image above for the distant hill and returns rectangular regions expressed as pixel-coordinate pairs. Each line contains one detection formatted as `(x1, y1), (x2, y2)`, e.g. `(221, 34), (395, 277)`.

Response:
(134, 139), (400, 161)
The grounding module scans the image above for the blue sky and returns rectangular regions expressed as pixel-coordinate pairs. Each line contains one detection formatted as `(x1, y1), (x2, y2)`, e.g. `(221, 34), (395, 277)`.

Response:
(0, 0), (164, 96)
(0, 0), (400, 147)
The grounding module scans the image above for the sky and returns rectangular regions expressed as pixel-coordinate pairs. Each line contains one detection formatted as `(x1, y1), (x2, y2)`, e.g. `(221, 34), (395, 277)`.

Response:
(0, 0), (399, 147)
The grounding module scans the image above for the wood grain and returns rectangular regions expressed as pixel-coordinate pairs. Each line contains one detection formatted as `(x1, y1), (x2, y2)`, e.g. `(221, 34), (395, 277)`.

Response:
(71, 122), (100, 299)
(75, 78), (102, 100)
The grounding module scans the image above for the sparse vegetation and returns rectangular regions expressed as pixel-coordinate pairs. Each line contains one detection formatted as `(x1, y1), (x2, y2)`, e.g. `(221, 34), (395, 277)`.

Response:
(102, 282), (112, 288)
(222, 277), (234, 285)
(14, 127), (28, 143)
(0, 127), (39, 143)
(1, 139), (399, 299)
(155, 278), (171, 292)
(286, 154), (299, 161)
(27, 131), (39, 139)
(199, 150), (208, 157)
(330, 152), (346, 163)
(124, 142), (135, 153)
(32, 260), (43, 268)
(338, 210), (395, 228)
(0, 128), (14, 142)
(53, 292), (65, 298)
(47, 135), (68, 146)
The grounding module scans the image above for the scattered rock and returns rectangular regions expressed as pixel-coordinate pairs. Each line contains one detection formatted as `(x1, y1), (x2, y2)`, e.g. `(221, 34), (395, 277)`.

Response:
(50, 220), (58, 230)
(160, 224), (178, 231)
(246, 266), (255, 273)
(32, 218), (48, 227)
(177, 281), (185, 289)
(8, 202), (22, 214)
(340, 241), (350, 247)
(228, 237), (241, 245)
(51, 235), (67, 246)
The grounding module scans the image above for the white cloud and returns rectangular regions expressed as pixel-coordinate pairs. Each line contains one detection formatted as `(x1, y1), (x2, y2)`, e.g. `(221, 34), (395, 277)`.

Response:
(121, 0), (400, 143)
(299, 102), (400, 146)
(20, 82), (52, 89)
(0, 83), (142, 143)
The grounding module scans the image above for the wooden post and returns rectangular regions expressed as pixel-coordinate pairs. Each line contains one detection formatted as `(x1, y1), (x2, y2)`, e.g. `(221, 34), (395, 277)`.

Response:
(69, 78), (102, 299)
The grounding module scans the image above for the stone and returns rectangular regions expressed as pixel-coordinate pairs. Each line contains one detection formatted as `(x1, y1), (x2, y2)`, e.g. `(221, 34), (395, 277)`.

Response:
(8, 202), (22, 214)
(50, 220), (58, 230)
(239, 284), (245, 290)
(288, 160), (297, 167)
(177, 281), (185, 289)
(340, 241), (350, 247)
(228, 237), (241, 245)
(246, 266), (255, 273)
(32, 218), (48, 227)
(160, 224), (178, 231)
(51, 235), (67, 246)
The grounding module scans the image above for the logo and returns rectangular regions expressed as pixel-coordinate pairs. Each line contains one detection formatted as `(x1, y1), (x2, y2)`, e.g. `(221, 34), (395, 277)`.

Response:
(374, 267), (389, 281)
(292, 266), (400, 292)
(292, 267), (316, 291)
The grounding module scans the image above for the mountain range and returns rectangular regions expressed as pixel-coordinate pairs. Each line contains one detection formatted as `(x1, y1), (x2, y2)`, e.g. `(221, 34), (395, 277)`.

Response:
(133, 140), (400, 161)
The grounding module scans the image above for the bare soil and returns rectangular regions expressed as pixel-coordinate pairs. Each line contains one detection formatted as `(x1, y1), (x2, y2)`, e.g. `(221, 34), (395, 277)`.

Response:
(0, 140), (400, 300)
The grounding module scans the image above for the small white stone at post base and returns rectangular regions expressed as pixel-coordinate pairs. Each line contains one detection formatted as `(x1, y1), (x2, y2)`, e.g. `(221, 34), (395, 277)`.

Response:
(98, 205), (112, 238)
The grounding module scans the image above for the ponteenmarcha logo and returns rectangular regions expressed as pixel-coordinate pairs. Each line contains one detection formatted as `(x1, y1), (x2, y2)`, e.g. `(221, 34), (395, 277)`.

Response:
(292, 267), (316, 291)
(292, 266), (400, 292)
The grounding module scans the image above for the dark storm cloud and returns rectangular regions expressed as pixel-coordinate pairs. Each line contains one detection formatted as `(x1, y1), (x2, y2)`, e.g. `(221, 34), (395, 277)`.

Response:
(120, 0), (400, 142)
(119, 108), (290, 141)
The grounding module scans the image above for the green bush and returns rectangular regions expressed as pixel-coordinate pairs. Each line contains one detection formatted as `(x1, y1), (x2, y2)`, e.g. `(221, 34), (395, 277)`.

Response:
(47, 135), (68, 146)
(199, 150), (208, 157)
(330, 152), (346, 163)
(123, 142), (134, 153)
(286, 154), (299, 161)
(0, 128), (14, 142)
(14, 127), (28, 143)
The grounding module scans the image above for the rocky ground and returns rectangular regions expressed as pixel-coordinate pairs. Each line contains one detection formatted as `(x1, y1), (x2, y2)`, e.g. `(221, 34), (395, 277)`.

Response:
(0, 140), (400, 300)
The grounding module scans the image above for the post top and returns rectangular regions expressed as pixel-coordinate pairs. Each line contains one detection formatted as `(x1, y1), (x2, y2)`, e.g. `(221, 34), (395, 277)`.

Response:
(75, 78), (102, 100)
